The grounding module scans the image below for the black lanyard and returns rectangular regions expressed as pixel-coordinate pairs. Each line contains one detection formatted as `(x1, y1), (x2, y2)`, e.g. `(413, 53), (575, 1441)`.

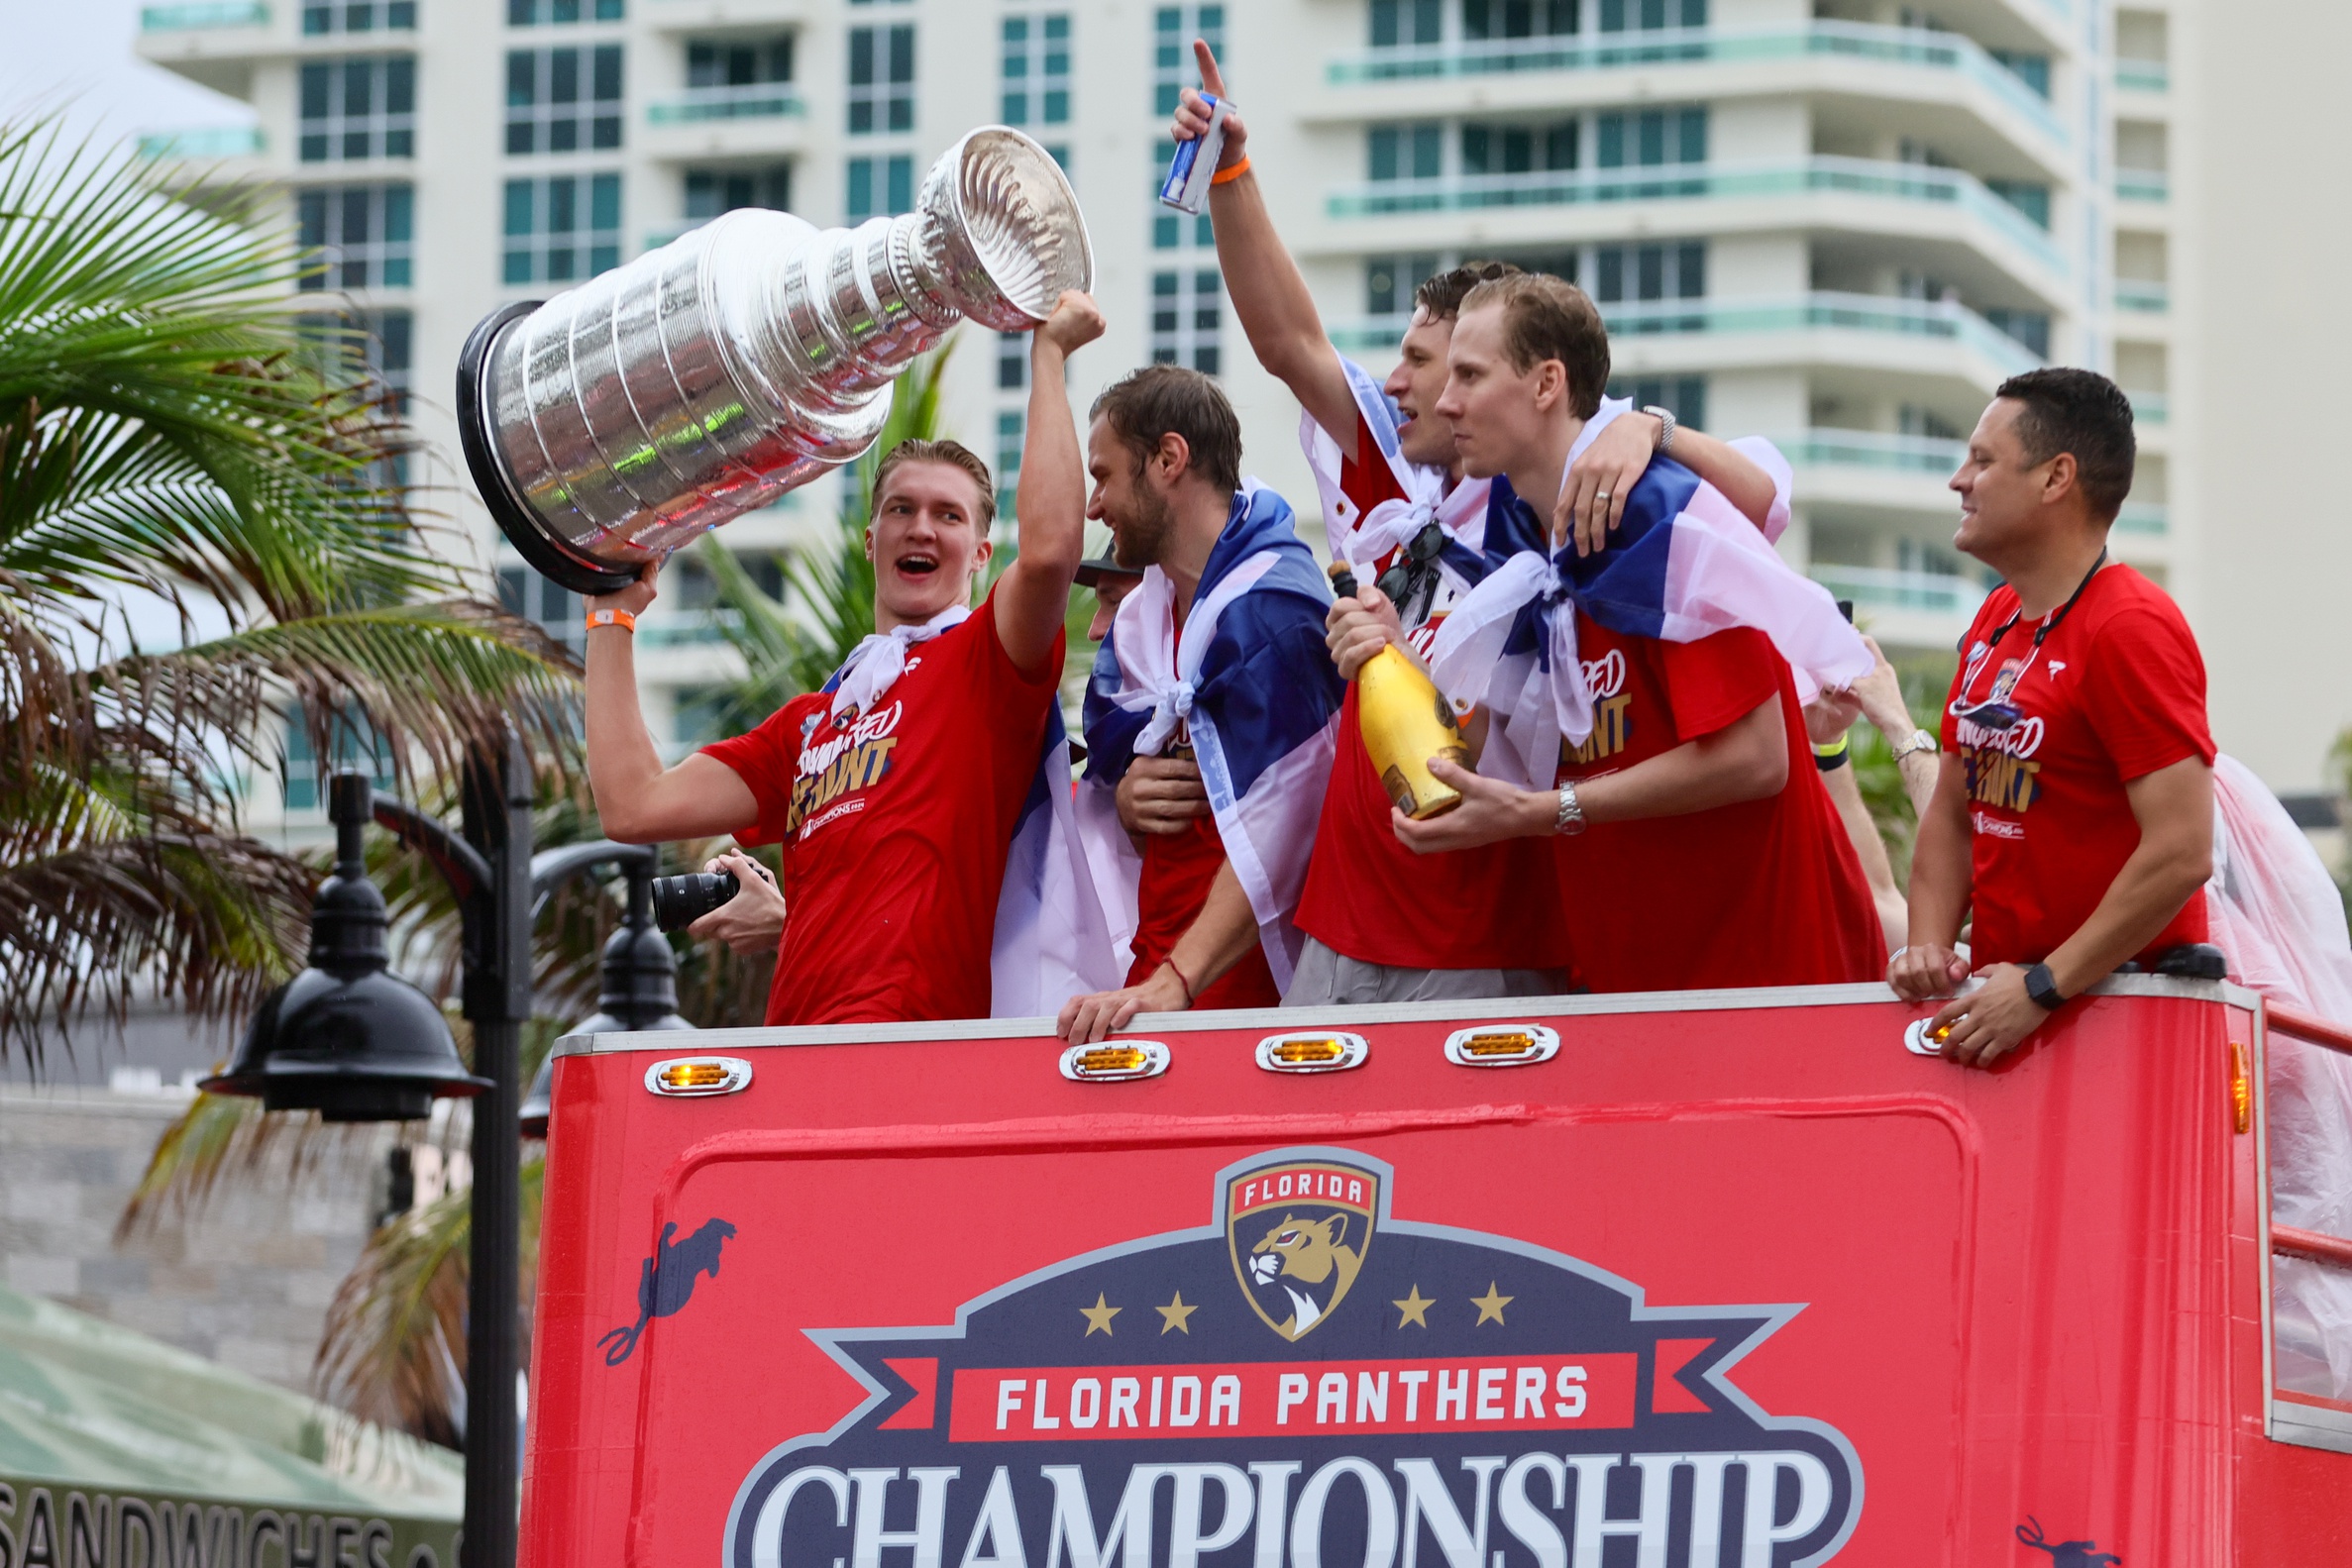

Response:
(1964, 547), (2107, 693)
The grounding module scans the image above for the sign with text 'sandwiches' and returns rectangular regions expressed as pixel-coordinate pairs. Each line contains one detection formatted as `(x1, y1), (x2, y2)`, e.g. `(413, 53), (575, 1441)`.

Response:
(725, 1148), (1863, 1568)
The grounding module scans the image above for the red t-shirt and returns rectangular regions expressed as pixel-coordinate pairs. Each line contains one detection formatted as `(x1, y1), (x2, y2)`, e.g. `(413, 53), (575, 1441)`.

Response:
(1124, 812), (1280, 1008)
(1294, 411), (1570, 972)
(1550, 619), (1885, 993)
(1940, 565), (2215, 969)
(699, 594), (1063, 1026)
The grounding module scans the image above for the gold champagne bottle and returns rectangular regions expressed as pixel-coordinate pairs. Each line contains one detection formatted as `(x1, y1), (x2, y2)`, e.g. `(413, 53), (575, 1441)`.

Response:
(1330, 562), (1468, 819)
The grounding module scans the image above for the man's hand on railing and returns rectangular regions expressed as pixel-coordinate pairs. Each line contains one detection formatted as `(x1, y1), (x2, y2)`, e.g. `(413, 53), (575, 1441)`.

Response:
(1923, 962), (2049, 1070)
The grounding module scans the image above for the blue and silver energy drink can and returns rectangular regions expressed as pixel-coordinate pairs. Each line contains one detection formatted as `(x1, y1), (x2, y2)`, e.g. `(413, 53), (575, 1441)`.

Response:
(1158, 94), (1232, 216)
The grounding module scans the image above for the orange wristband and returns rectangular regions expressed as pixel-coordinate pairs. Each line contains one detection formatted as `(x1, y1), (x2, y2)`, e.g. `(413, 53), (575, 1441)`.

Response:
(1211, 157), (1251, 186)
(586, 608), (636, 633)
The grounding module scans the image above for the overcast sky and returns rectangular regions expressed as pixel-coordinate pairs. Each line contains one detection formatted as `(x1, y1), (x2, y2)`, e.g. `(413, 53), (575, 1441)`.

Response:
(0, 0), (254, 145)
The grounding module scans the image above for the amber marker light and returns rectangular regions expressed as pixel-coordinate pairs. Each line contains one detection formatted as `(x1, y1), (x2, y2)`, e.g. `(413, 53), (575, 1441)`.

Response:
(1902, 1019), (1954, 1057)
(642, 1056), (754, 1097)
(1058, 1040), (1171, 1083)
(1442, 1024), (1560, 1068)
(1254, 1032), (1368, 1074)
(2230, 1040), (2253, 1135)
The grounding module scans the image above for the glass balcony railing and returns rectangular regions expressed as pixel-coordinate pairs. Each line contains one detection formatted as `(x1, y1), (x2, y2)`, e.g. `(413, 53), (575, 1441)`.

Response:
(1781, 428), (1968, 476)
(2116, 58), (2169, 92)
(2127, 390), (2169, 423)
(1808, 564), (1989, 616)
(1328, 21), (2062, 142)
(1329, 155), (2064, 274)
(2115, 278), (2169, 312)
(1330, 291), (2044, 378)
(2115, 502), (2169, 536)
(2116, 168), (2169, 202)
(142, 1), (267, 27)
(136, 125), (266, 159)
(646, 85), (805, 125)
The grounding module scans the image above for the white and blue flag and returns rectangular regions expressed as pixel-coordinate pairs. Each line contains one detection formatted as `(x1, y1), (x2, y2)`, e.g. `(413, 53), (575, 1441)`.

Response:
(1081, 485), (1347, 991)
(1431, 407), (1871, 787)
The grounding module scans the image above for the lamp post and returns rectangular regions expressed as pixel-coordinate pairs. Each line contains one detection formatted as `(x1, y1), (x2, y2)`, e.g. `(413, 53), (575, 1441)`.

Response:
(519, 843), (692, 1138)
(206, 736), (534, 1568)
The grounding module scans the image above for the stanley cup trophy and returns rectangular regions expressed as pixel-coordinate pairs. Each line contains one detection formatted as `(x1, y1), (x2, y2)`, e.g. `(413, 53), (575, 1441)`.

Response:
(458, 127), (1094, 594)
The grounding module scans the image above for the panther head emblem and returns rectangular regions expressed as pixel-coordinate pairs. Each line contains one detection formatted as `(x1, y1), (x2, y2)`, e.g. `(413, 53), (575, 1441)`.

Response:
(1226, 1157), (1380, 1342)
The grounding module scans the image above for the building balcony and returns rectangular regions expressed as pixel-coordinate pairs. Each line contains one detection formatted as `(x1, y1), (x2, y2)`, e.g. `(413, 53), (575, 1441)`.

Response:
(1321, 156), (2067, 301)
(2116, 169), (2169, 202)
(2116, 58), (2169, 93)
(1810, 563), (1986, 615)
(1333, 291), (2042, 397)
(2127, 390), (2169, 424)
(136, 124), (266, 160)
(141, 1), (267, 27)
(2115, 278), (2169, 312)
(1781, 429), (1967, 519)
(647, 84), (804, 126)
(2116, 502), (2169, 536)
(1324, 21), (2063, 152)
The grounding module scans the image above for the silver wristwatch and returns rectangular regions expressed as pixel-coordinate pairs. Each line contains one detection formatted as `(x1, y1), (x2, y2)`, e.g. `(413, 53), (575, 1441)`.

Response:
(1891, 728), (1939, 763)
(1641, 404), (1678, 454)
(1554, 780), (1588, 836)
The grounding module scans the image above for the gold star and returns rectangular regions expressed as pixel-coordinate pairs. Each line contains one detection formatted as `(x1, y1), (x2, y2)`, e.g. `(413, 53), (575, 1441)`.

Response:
(1080, 1293), (1122, 1336)
(1155, 1291), (1199, 1334)
(1392, 1285), (1435, 1328)
(1471, 1282), (1513, 1325)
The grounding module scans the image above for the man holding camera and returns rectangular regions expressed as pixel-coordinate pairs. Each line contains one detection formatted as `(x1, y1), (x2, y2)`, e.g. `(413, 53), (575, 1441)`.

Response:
(1891, 369), (2215, 1067)
(580, 291), (1105, 1026)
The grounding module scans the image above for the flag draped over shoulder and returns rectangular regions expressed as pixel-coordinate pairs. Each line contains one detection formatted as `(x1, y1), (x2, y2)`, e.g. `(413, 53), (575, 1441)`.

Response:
(1430, 402), (1871, 786)
(989, 702), (1124, 1017)
(1081, 485), (1345, 991)
(1300, 355), (1496, 599)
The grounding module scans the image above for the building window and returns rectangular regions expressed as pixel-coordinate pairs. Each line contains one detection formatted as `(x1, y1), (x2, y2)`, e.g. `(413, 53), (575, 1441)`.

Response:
(496, 570), (587, 659)
(298, 56), (416, 162)
(1591, 241), (1704, 303)
(1001, 14), (1071, 127)
(1150, 268), (1222, 375)
(296, 183), (414, 289)
(1152, 5), (1224, 116)
(998, 332), (1027, 391)
(1605, 374), (1706, 428)
(1368, 124), (1444, 181)
(1461, 120), (1578, 175)
(1596, 0), (1707, 29)
(298, 309), (413, 409)
(508, 0), (624, 22)
(1369, 0), (1442, 47)
(995, 409), (1023, 523)
(282, 700), (396, 811)
(1463, 0), (1580, 38)
(503, 172), (622, 284)
(689, 36), (794, 87)
(1981, 308), (2051, 358)
(1989, 49), (2051, 97)
(685, 164), (792, 220)
(1985, 178), (2052, 230)
(507, 46), (624, 154)
(845, 156), (913, 223)
(1596, 105), (1706, 166)
(1365, 254), (1442, 316)
(847, 25), (915, 135)
(304, 1), (417, 34)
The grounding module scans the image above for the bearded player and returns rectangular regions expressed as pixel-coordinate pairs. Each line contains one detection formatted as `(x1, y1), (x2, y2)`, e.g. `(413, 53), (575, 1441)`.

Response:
(582, 291), (1106, 1025)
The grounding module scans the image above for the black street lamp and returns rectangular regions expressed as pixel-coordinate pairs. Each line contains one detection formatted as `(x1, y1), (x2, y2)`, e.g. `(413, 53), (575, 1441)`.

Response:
(205, 738), (533, 1568)
(519, 844), (692, 1138)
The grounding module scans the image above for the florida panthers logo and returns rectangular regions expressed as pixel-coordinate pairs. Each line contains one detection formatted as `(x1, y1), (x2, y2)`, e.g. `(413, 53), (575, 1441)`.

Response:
(1227, 1155), (1377, 1341)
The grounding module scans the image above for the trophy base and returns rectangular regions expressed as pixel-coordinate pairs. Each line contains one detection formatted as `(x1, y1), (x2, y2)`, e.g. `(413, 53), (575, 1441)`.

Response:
(458, 300), (642, 597)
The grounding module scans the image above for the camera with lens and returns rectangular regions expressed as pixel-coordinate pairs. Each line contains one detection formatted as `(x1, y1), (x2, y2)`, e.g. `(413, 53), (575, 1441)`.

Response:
(650, 870), (741, 931)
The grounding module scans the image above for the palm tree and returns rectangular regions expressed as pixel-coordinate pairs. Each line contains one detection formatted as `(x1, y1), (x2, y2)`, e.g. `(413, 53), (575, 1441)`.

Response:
(0, 119), (578, 1065)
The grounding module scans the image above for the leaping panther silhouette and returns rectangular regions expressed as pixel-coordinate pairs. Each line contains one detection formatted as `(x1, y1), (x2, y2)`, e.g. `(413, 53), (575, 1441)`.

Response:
(599, 1217), (737, 1366)
(2016, 1517), (2121, 1567)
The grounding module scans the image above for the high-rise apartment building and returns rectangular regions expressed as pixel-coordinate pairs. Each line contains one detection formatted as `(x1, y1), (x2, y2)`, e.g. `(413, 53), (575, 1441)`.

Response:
(136, 0), (2188, 804)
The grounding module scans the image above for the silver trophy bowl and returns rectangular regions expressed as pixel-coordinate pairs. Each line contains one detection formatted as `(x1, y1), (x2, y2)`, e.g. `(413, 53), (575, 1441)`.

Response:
(458, 126), (1093, 594)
